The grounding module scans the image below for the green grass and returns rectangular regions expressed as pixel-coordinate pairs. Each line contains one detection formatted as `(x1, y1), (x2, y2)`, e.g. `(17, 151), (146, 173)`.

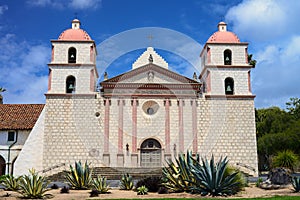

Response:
(87, 197), (300, 200)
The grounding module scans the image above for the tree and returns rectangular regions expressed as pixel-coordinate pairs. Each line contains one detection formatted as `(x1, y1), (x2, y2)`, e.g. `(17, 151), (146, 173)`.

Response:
(0, 87), (6, 104)
(286, 97), (300, 120)
(248, 54), (257, 67)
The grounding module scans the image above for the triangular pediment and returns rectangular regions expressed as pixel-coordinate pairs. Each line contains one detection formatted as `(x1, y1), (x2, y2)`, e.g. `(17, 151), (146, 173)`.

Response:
(100, 63), (201, 98)
(102, 63), (197, 84)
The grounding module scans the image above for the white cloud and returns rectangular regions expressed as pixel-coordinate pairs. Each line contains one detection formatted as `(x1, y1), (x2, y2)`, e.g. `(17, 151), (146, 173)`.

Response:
(0, 5), (8, 15)
(26, 0), (101, 10)
(69, 0), (101, 9)
(224, 0), (300, 108)
(0, 34), (49, 104)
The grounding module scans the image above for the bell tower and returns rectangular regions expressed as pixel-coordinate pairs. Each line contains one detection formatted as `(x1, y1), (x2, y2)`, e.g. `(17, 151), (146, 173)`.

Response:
(200, 22), (254, 96)
(47, 19), (98, 94)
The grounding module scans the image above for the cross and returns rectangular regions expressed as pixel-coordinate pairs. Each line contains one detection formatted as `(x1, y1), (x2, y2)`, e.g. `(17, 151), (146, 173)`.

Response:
(74, 12), (78, 19)
(147, 34), (154, 46)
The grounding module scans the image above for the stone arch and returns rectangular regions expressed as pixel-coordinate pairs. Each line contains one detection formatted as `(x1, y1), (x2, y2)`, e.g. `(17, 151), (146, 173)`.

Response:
(68, 47), (77, 63)
(66, 75), (76, 93)
(225, 77), (234, 95)
(0, 155), (6, 175)
(224, 49), (232, 65)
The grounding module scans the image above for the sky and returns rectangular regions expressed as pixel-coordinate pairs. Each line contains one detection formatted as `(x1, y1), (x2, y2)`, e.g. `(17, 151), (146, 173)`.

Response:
(0, 0), (300, 109)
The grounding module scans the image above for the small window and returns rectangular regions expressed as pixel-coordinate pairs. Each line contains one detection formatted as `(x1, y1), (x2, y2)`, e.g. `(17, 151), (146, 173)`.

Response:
(224, 49), (232, 65)
(66, 75), (76, 93)
(68, 47), (77, 63)
(225, 77), (234, 95)
(7, 131), (15, 142)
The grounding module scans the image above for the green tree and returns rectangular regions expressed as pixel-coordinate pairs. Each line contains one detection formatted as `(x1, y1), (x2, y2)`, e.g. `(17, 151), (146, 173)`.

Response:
(286, 97), (300, 120)
(256, 107), (294, 138)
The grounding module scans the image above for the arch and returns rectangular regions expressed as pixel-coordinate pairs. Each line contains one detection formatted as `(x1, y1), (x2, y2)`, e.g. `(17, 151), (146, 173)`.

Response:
(66, 75), (76, 93)
(225, 77), (234, 95)
(224, 49), (232, 65)
(0, 155), (6, 175)
(68, 47), (77, 63)
(140, 138), (162, 167)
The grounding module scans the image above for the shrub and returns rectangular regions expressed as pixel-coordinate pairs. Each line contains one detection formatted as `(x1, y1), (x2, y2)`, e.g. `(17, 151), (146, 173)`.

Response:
(90, 189), (99, 197)
(136, 176), (161, 192)
(60, 186), (70, 193)
(92, 175), (110, 193)
(272, 150), (299, 171)
(18, 169), (50, 199)
(157, 186), (169, 194)
(190, 156), (243, 196)
(137, 185), (148, 195)
(162, 151), (195, 192)
(223, 166), (247, 193)
(256, 177), (263, 187)
(1, 175), (20, 191)
(120, 173), (133, 190)
(292, 176), (300, 192)
(65, 161), (92, 190)
(50, 183), (59, 189)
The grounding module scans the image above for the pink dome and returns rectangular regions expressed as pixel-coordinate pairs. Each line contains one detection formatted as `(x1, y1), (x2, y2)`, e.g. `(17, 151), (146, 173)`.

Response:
(207, 22), (240, 43)
(58, 19), (92, 41)
(58, 28), (92, 41)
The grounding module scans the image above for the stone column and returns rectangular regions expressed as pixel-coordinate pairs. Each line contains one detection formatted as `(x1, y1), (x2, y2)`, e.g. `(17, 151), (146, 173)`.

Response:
(103, 98), (110, 165)
(178, 99), (184, 152)
(192, 99), (198, 153)
(132, 98), (137, 153)
(165, 99), (170, 153)
(118, 99), (124, 154)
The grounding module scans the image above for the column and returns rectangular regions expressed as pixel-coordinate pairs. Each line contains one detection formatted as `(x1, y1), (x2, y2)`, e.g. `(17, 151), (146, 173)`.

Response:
(165, 99), (170, 154)
(131, 98), (138, 166)
(192, 99), (198, 153)
(117, 99), (124, 166)
(178, 99), (184, 152)
(132, 98), (137, 153)
(103, 98), (110, 165)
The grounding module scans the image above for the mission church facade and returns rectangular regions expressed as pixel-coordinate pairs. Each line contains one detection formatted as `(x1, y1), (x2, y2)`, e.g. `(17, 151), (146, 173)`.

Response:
(12, 19), (258, 176)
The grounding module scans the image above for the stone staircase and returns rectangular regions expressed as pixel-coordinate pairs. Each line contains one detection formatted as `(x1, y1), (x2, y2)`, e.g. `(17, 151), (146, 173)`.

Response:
(46, 167), (162, 182)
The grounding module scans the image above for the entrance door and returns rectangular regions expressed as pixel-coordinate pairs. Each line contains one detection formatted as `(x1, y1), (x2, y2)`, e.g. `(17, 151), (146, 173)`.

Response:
(140, 139), (161, 167)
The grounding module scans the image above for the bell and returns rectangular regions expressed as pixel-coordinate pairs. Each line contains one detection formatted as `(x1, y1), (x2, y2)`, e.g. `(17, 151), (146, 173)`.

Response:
(226, 85), (232, 92)
(70, 54), (75, 58)
(225, 56), (230, 61)
(68, 84), (74, 90)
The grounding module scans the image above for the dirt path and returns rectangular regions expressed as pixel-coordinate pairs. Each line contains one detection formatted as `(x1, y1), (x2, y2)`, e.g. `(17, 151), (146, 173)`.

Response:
(1, 185), (300, 200)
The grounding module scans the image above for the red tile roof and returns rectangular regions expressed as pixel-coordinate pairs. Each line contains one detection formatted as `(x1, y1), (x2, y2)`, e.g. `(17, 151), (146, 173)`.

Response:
(0, 104), (44, 130)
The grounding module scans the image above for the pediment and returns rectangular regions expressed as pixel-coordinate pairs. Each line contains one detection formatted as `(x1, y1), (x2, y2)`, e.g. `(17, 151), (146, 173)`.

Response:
(100, 63), (201, 98)
(102, 63), (197, 84)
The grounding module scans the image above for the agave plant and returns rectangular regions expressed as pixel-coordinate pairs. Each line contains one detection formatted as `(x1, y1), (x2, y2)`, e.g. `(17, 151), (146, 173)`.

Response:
(162, 151), (195, 192)
(1, 175), (20, 191)
(189, 155), (242, 196)
(18, 168), (50, 199)
(120, 173), (133, 190)
(65, 161), (92, 190)
(292, 176), (300, 192)
(137, 185), (148, 195)
(92, 175), (110, 193)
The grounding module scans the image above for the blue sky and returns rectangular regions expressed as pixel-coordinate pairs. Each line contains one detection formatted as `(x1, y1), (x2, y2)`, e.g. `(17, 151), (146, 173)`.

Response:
(0, 0), (299, 109)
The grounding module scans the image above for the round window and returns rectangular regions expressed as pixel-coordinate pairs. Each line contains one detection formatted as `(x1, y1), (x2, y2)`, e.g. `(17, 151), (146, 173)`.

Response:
(142, 101), (159, 115)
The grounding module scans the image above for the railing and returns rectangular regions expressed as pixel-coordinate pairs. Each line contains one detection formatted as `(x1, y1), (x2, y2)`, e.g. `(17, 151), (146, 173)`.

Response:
(39, 163), (66, 173)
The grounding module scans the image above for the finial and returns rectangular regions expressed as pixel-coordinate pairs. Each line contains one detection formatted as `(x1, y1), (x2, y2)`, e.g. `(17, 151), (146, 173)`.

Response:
(148, 54), (153, 63)
(104, 72), (108, 80)
(193, 72), (197, 81)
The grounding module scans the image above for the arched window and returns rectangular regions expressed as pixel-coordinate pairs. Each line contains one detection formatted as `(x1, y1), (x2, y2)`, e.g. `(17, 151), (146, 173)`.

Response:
(225, 77), (234, 95)
(68, 47), (77, 63)
(66, 75), (76, 93)
(224, 49), (232, 65)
